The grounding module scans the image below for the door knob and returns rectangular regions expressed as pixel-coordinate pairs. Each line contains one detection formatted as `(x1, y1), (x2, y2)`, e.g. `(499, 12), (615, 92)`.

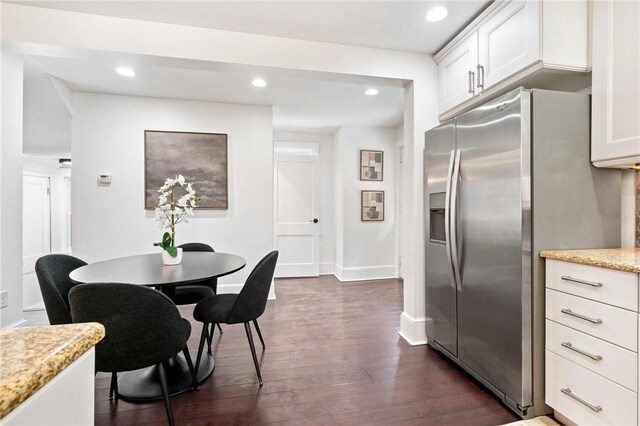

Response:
(311, 218), (319, 223)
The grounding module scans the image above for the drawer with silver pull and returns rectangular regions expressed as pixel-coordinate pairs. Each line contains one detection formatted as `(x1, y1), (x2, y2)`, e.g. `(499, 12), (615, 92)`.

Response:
(546, 350), (637, 425)
(546, 319), (637, 391)
(546, 289), (637, 351)
(546, 259), (638, 310)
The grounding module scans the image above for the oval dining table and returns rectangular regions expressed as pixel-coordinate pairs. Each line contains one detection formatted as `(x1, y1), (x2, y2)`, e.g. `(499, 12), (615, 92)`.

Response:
(69, 252), (246, 402)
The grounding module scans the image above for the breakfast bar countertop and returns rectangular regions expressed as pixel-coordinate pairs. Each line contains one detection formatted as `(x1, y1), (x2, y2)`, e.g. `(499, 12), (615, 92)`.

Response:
(540, 248), (640, 273)
(0, 322), (105, 419)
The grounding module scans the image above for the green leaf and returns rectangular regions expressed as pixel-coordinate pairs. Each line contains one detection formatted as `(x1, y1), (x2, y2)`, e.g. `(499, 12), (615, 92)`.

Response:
(166, 246), (178, 257)
(162, 232), (172, 247)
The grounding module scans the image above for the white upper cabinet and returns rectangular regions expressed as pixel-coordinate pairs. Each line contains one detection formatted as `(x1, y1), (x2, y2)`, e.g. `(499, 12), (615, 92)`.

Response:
(438, 32), (478, 114)
(478, 1), (540, 89)
(591, 0), (640, 168)
(435, 0), (589, 119)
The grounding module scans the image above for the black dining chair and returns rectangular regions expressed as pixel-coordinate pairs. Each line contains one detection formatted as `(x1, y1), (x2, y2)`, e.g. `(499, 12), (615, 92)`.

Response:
(169, 242), (223, 341)
(170, 243), (218, 304)
(35, 254), (87, 325)
(193, 250), (278, 386)
(69, 283), (197, 426)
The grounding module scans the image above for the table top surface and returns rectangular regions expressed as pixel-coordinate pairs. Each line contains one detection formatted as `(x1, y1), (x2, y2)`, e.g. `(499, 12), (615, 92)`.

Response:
(69, 252), (246, 286)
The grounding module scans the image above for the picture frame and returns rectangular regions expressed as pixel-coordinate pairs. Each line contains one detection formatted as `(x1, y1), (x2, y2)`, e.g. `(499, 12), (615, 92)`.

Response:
(144, 130), (228, 209)
(361, 190), (384, 221)
(359, 149), (384, 181)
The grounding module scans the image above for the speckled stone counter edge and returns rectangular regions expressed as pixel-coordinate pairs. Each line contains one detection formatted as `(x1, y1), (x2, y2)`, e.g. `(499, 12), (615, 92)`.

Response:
(541, 249), (640, 274)
(0, 323), (105, 419)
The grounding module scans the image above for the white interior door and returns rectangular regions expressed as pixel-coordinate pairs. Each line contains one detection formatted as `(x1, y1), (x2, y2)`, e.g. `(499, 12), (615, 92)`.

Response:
(23, 174), (51, 310)
(274, 154), (320, 277)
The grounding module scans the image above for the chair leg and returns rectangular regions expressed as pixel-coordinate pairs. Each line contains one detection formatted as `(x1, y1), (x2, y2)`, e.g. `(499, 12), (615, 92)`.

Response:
(217, 323), (223, 334)
(244, 322), (263, 386)
(183, 347), (199, 391)
(158, 361), (175, 426)
(252, 319), (266, 349)
(206, 324), (213, 355)
(194, 323), (209, 374)
(109, 372), (118, 400)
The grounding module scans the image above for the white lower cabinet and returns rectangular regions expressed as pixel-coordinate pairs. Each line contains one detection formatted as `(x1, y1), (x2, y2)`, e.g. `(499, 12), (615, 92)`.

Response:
(2, 349), (95, 425)
(545, 259), (640, 425)
(546, 350), (637, 425)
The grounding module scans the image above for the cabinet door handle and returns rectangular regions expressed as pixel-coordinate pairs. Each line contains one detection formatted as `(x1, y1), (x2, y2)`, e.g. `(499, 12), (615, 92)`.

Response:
(561, 388), (602, 412)
(561, 342), (603, 361)
(561, 308), (603, 324)
(561, 275), (603, 288)
(477, 65), (484, 89)
(468, 71), (475, 95)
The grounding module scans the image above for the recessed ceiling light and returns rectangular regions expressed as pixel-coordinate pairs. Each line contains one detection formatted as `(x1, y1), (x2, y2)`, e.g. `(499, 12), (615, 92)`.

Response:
(365, 88), (379, 96)
(425, 6), (448, 23)
(116, 67), (136, 77)
(252, 78), (267, 88)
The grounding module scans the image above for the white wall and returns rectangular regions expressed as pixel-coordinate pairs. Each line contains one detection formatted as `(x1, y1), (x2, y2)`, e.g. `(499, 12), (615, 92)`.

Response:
(334, 125), (397, 281)
(3, 3), (439, 342)
(72, 93), (274, 290)
(273, 130), (335, 274)
(0, 52), (25, 327)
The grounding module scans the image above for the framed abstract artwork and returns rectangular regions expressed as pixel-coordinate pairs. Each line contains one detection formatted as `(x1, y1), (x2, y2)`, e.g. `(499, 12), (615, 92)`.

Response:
(360, 149), (384, 181)
(144, 130), (228, 209)
(361, 190), (384, 221)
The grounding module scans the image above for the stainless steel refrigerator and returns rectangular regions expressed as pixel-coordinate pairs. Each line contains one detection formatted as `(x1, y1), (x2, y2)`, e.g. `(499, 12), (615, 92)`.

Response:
(424, 88), (621, 417)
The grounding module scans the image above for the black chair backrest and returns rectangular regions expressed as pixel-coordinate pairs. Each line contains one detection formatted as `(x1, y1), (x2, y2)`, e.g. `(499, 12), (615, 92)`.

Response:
(228, 251), (279, 324)
(178, 242), (217, 292)
(35, 254), (87, 325)
(69, 283), (190, 372)
(179, 243), (215, 253)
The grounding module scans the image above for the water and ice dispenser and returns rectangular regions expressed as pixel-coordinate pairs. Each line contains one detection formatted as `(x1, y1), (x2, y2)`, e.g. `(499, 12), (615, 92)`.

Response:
(429, 192), (446, 243)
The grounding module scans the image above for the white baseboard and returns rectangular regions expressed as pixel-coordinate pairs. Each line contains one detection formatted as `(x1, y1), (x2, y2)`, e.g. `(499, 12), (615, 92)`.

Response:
(24, 302), (45, 312)
(399, 311), (428, 346)
(319, 262), (334, 275)
(6, 319), (27, 329)
(334, 263), (397, 282)
(217, 280), (276, 300)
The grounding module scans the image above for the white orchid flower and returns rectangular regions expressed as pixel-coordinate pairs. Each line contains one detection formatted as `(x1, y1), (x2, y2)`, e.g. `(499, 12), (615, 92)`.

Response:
(177, 175), (185, 185)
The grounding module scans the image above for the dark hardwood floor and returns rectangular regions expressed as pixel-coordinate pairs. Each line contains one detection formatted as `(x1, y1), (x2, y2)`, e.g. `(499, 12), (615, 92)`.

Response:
(95, 276), (519, 425)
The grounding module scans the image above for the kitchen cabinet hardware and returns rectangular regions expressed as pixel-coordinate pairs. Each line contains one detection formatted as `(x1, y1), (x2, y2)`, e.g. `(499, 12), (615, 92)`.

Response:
(560, 342), (603, 361)
(561, 309), (603, 324)
(561, 275), (603, 288)
(560, 388), (603, 412)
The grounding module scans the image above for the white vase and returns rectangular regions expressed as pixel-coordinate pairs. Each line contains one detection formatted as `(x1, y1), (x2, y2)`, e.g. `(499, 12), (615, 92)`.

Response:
(162, 247), (183, 266)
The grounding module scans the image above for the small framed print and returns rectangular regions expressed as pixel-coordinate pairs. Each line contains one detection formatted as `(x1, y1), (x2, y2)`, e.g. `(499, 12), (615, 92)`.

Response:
(361, 190), (384, 221)
(360, 150), (383, 181)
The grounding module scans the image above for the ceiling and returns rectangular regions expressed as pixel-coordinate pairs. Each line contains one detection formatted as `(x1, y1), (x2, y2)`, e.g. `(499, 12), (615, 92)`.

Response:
(17, 0), (490, 145)
(15, 1), (489, 54)
(27, 51), (405, 133)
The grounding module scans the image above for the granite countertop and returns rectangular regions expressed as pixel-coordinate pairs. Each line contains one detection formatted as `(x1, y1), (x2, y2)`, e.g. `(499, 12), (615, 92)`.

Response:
(540, 248), (640, 273)
(0, 323), (104, 419)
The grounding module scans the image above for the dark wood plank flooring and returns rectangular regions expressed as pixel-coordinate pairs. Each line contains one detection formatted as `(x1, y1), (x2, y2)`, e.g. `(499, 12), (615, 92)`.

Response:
(95, 276), (519, 425)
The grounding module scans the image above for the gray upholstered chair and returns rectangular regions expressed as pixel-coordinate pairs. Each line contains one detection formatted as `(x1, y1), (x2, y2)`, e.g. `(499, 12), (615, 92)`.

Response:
(172, 242), (218, 305)
(69, 283), (197, 426)
(35, 254), (87, 325)
(193, 251), (278, 386)
(170, 242), (223, 341)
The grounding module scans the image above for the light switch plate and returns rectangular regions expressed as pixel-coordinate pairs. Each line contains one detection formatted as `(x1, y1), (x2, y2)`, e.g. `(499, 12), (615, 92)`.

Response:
(97, 175), (112, 186)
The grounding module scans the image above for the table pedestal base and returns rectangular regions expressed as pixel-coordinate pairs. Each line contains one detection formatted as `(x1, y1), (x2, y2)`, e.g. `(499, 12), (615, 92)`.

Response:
(117, 353), (214, 402)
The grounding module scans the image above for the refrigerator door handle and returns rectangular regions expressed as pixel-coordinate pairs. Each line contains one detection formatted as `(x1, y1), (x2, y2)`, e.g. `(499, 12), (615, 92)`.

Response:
(444, 150), (456, 287)
(450, 149), (462, 291)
